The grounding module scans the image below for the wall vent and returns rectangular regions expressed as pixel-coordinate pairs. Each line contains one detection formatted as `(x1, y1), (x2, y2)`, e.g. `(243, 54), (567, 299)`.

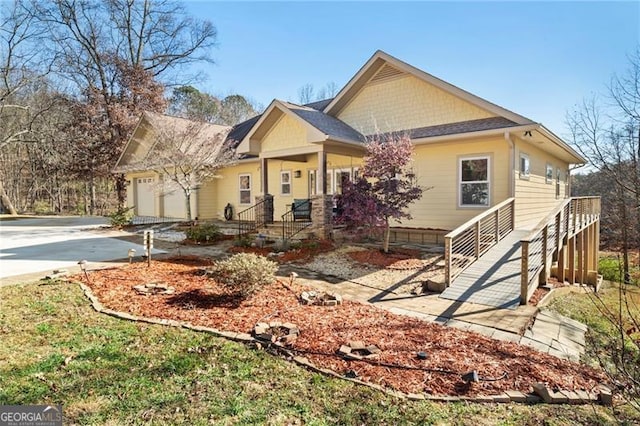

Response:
(370, 63), (405, 83)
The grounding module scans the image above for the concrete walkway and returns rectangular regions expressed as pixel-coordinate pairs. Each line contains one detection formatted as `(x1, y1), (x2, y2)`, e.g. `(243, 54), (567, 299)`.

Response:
(440, 230), (529, 309)
(281, 265), (586, 362)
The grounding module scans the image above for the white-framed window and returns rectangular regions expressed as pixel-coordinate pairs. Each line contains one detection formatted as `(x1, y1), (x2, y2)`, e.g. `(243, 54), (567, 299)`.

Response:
(556, 168), (562, 198)
(519, 153), (530, 179)
(280, 171), (291, 195)
(239, 174), (251, 204)
(325, 171), (333, 195)
(459, 156), (490, 207)
(335, 169), (352, 195)
(546, 164), (553, 184)
(308, 170), (317, 196)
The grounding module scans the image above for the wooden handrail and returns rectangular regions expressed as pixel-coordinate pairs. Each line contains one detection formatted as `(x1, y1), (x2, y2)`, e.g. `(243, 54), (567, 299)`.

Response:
(444, 197), (515, 285)
(521, 198), (571, 242)
(520, 196), (600, 304)
(445, 197), (516, 239)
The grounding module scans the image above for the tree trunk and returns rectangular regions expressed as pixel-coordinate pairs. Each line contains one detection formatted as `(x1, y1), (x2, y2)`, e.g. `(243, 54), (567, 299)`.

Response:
(0, 179), (18, 215)
(383, 218), (391, 253)
(115, 173), (127, 209)
(89, 175), (97, 216)
(617, 186), (631, 284)
(185, 190), (192, 221)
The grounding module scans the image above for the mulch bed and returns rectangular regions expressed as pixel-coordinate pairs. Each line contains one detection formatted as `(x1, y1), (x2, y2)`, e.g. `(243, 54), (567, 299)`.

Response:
(229, 240), (335, 264)
(79, 257), (606, 397)
(348, 248), (427, 270)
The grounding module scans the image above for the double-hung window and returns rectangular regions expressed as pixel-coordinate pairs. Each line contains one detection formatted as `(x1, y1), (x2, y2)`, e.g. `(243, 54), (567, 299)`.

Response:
(280, 171), (291, 195)
(239, 174), (251, 204)
(459, 156), (490, 207)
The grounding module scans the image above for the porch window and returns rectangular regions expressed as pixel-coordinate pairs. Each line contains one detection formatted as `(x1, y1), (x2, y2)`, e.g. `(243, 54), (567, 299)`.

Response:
(519, 153), (530, 179)
(239, 174), (251, 204)
(335, 170), (352, 195)
(459, 156), (490, 207)
(281, 171), (291, 195)
(308, 170), (317, 196)
(546, 164), (553, 184)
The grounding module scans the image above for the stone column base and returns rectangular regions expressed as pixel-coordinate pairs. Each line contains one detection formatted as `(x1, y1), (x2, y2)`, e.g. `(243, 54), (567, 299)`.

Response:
(310, 195), (333, 239)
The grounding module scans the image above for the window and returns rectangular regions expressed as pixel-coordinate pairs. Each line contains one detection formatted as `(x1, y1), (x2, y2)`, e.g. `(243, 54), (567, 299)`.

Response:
(519, 153), (530, 179)
(308, 170), (317, 196)
(546, 164), (553, 184)
(239, 174), (251, 204)
(280, 171), (291, 195)
(325, 172), (333, 195)
(335, 170), (352, 195)
(459, 156), (490, 207)
(556, 168), (562, 198)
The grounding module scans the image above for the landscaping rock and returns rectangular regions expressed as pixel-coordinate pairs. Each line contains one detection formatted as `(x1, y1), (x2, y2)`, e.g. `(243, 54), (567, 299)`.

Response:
(426, 279), (446, 293)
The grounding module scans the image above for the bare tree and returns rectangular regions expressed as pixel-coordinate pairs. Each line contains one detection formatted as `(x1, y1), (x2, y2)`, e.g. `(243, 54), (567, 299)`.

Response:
(30, 0), (217, 209)
(119, 117), (237, 220)
(568, 48), (640, 284)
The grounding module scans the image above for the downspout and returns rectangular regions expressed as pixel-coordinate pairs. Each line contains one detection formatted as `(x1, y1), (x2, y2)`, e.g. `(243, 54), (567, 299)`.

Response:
(504, 132), (516, 197)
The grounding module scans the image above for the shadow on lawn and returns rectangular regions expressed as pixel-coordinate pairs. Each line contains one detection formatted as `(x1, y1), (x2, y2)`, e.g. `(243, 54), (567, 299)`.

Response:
(166, 289), (243, 309)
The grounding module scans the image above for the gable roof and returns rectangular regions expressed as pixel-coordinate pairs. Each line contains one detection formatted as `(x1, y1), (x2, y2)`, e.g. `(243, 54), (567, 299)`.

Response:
(283, 102), (365, 143)
(114, 111), (231, 172)
(324, 50), (534, 126)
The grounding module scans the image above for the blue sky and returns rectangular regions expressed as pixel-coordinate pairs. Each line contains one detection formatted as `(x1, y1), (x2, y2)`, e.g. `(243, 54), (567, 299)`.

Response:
(184, 1), (639, 137)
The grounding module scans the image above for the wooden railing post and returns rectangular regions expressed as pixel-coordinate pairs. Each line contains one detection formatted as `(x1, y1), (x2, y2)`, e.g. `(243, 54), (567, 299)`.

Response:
(444, 236), (452, 286)
(521, 241), (529, 305)
(495, 208), (500, 242)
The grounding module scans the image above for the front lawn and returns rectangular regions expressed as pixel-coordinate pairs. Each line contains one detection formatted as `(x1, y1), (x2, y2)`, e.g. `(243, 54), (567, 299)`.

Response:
(0, 280), (637, 424)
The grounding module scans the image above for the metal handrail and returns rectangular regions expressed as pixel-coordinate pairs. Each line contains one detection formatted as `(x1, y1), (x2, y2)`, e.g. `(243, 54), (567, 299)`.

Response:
(281, 199), (312, 241)
(237, 197), (272, 236)
(444, 197), (515, 285)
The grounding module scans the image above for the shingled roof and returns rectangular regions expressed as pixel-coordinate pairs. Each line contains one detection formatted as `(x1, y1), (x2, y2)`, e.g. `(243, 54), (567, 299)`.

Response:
(283, 102), (365, 143)
(398, 117), (520, 140)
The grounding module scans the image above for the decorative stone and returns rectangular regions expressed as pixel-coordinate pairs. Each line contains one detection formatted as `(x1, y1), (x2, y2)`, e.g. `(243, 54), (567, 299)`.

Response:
(300, 290), (343, 306)
(426, 279), (447, 293)
(133, 282), (175, 295)
(252, 321), (300, 346)
(597, 385), (613, 406)
(505, 390), (527, 403)
(338, 341), (381, 360)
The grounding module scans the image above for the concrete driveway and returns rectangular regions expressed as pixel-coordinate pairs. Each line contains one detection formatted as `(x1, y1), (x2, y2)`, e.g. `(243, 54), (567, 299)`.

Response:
(0, 216), (163, 285)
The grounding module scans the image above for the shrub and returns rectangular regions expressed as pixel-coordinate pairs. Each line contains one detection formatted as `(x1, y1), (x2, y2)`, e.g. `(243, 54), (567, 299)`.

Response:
(211, 253), (277, 297)
(185, 223), (222, 243)
(109, 206), (134, 227)
(233, 234), (253, 248)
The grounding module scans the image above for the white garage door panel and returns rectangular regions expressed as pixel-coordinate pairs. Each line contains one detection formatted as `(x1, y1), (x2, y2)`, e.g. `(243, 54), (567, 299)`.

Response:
(136, 178), (155, 216)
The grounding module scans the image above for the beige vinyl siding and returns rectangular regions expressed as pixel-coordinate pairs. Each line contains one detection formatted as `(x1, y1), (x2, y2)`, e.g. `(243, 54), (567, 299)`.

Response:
(261, 113), (311, 152)
(514, 140), (569, 229)
(337, 75), (496, 135)
(197, 161), (260, 220)
(407, 137), (510, 230)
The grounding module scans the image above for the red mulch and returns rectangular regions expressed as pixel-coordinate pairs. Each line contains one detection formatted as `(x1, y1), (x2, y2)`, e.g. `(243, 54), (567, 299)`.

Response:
(348, 248), (426, 270)
(79, 257), (606, 397)
(228, 240), (334, 264)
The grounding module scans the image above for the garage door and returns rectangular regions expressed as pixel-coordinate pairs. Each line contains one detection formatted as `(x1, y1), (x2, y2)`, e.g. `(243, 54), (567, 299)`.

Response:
(163, 188), (197, 219)
(136, 177), (155, 216)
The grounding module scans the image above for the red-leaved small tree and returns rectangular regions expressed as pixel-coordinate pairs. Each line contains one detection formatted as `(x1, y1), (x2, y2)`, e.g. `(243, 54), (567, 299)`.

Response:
(337, 133), (424, 252)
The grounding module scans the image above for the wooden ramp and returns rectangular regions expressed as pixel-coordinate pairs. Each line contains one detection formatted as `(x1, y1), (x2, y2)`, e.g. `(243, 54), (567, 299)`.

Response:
(440, 230), (529, 310)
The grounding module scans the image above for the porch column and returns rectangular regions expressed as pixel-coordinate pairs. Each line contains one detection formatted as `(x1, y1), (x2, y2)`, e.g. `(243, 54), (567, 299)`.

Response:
(317, 151), (327, 195)
(311, 150), (332, 239)
(260, 157), (269, 195)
